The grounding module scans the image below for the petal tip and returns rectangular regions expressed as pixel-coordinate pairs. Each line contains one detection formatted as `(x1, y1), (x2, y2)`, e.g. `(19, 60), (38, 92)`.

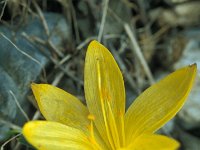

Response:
(189, 63), (197, 76)
(88, 40), (103, 52)
(89, 40), (100, 46)
(189, 63), (197, 69)
(22, 122), (34, 138)
(31, 83), (39, 90)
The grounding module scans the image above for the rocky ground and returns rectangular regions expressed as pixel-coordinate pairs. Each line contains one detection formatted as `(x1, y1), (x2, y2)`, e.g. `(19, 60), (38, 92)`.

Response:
(0, 0), (200, 149)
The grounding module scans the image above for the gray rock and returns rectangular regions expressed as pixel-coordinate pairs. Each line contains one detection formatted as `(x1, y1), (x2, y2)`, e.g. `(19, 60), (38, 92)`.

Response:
(178, 78), (200, 129)
(174, 29), (200, 129)
(0, 13), (70, 141)
(177, 127), (200, 150)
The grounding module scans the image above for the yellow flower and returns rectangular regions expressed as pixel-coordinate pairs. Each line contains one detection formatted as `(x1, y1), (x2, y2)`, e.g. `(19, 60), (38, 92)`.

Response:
(23, 41), (197, 150)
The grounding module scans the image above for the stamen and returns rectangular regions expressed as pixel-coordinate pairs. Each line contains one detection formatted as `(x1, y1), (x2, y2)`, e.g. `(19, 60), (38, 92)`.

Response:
(119, 110), (125, 146)
(106, 100), (121, 148)
(88, 114), (95, 121)
(87, 114), (102, 150)
(87, 114), (95, 139)
(96, 58), (116, 150)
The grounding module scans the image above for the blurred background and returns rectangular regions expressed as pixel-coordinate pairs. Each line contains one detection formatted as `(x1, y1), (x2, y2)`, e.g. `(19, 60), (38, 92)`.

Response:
(0, 0), (200, 149)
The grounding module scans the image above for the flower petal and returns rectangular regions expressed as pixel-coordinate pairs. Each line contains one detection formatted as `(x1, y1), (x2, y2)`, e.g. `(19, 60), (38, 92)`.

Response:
(125, 64), (197, 144)
(22, 121), (94, 150)
(31, 84), (89, 132)
(84, 41), (126, 148)
(129, 134), (179, 150)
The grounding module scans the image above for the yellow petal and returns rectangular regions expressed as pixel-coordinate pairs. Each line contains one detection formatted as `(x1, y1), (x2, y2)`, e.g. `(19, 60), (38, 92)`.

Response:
(31, 84), (89, 132)
(84, 41), (125, 148)
(22, 121), (94, 150)
(125, 64), (197, 145)
(129, 134), (179, 150)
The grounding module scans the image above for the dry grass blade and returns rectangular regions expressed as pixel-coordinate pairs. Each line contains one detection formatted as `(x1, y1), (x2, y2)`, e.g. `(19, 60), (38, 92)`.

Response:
(124, 23), (155, 85)
(98, 0), (109, 42)
(32, 0), (64, 58)
(0, 120), (21, 131)
(0, 133), (21, 150)
(9, 90), (30, 121)
(0, 0), (7, 22)
(110, 43), (139, 93)
(0, 32), (47, 80)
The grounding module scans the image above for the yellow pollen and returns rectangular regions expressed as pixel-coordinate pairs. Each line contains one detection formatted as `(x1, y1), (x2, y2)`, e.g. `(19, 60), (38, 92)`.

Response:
(102, 88), (112, 102)
(88, 114), (95, 121)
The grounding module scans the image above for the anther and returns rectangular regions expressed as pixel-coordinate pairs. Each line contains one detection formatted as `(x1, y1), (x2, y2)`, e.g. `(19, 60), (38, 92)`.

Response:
(88, 114), (95, 121)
